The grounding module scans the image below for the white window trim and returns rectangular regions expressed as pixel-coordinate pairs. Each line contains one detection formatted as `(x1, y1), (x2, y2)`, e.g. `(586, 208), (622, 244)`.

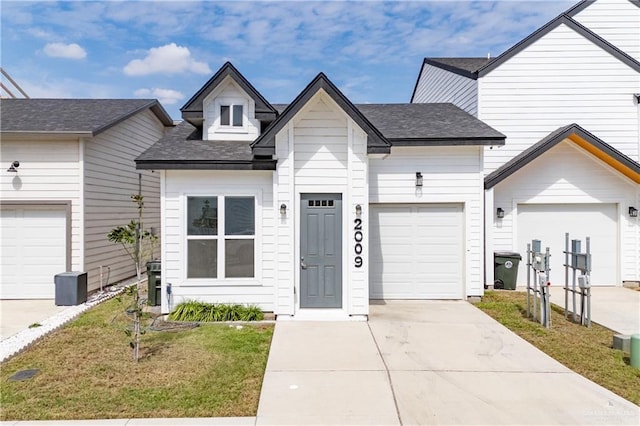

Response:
(215, 97), (248, 134)
(183, 191), (262, 285)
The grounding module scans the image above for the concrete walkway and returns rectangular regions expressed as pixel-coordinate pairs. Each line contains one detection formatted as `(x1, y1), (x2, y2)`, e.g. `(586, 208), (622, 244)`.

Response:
(257, 301), (639, 425)
(547, 286), (640, 335)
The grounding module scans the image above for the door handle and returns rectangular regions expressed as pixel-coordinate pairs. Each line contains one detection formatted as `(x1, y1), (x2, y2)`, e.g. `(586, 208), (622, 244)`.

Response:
(301, 257), (307, 270)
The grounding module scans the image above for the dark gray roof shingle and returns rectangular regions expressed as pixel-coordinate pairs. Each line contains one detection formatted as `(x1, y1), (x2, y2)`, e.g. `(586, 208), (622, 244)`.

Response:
(425, 57), (491, 74)
(135, 121), (276, 170)
(137, 102), (505, 168)
(355, 103), (504, 144)
(0, 98), (173, 134)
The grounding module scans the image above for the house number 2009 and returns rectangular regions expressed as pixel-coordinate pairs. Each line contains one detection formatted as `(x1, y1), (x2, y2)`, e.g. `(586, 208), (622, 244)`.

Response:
(354, 218), (363, 268)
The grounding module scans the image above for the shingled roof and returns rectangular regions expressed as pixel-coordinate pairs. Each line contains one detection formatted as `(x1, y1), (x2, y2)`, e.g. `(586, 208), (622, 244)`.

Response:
(135, 121), (276, 170)
(0, 99), (173, 135)
(355, 103), (504, 145)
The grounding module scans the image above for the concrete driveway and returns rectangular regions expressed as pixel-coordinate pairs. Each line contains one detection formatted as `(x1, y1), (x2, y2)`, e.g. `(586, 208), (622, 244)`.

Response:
(0, 299), (67, 340)
(257, 301), (640, 425)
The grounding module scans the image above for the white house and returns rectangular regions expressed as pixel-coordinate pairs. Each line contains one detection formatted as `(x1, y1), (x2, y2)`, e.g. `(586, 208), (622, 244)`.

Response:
(412, 0), (640, 288)
(136, 63), (505, 318)
(0, 99), (173, 299)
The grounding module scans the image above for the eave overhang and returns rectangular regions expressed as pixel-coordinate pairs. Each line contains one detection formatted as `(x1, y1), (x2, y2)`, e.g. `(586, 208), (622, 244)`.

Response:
(485, 124), (640, 189)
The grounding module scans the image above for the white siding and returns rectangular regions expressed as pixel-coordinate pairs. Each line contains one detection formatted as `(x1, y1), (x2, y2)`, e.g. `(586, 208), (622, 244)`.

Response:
(83, 110), (165, 292)
(412, 63), (479, 116)
(492, 141), (638, 283)
(163, 170), (275, 313)
(479, 23), (640, 173)
(573, 0), (640, 60)
(369, 146), (484, 296)
(203, 77), (260, 142)
(0, 138), (82, 273)
(274, 90), (369, 316)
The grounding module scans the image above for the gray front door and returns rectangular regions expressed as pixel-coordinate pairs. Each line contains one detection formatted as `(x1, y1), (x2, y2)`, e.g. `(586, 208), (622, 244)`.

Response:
(300, 193), (342, 308)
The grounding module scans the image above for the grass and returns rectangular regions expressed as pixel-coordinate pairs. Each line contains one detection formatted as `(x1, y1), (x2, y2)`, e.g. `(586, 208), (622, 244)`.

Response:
(476, 291), (640, 405)
(0, 294), (273, 421)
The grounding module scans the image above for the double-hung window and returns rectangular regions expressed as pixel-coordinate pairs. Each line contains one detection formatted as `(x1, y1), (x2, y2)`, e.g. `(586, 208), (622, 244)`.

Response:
(187, 196), (255, 280)
(220, 104), (244, 127)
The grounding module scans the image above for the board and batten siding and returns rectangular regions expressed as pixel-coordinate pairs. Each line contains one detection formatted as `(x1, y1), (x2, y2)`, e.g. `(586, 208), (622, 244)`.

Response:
(492, 141), (639, 283)
(274, 90), (369, 316)
(412, 63), (478, 116)
(0, 138), (82, 272)
(369, 146), (484, 296)
(478, 22), (640, 174)
(573, 0), (640, 61)
(83, 109), (165, 292)
(162, 170), (275, 313)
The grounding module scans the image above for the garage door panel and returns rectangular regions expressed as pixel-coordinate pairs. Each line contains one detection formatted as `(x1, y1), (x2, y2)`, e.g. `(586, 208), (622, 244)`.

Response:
(370, 203), (463, 299)
(1, 207), (66, 299)
(516, 204), (617, 286)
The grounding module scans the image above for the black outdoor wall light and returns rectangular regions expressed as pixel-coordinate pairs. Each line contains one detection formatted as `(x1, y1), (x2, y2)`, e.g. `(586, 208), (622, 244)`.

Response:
(7, 161), (19, 173)
(280, 203), (287, 216)
(629, 206), (638, 218)
(415, 172), (423, 187)
(496, 207), (505, 219)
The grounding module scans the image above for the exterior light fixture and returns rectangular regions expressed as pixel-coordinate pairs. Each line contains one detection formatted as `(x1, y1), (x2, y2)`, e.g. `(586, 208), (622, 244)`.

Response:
(7, 160), (19, 173)
(355, 204), (362, 216)
(280, 203), (287, 216)
(496, 207), (505, 219)
(629, 206), (638, 218)
(415, 172), (423, 187)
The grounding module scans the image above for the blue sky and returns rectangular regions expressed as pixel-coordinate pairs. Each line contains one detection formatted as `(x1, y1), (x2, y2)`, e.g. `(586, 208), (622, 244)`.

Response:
(1, 0), (574, 120)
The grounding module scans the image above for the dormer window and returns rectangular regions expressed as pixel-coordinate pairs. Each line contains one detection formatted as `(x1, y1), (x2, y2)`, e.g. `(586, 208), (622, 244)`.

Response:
(220, 104), (244, 127)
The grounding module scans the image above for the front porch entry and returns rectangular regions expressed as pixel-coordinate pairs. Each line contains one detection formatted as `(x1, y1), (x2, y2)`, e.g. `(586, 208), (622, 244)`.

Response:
(300, 193), (343, 308)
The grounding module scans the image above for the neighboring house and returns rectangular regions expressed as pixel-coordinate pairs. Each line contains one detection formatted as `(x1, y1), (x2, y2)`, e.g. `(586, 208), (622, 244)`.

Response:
(136, 62), (505, 318)
(1, 99), (173, 299)
(412, 0), (640, 288)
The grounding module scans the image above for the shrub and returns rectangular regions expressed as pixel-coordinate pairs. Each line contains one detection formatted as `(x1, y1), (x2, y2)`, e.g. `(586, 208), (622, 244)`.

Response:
(169, 301), (264, 322)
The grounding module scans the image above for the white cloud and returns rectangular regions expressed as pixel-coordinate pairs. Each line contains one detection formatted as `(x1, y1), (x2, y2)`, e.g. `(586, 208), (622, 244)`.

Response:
(134, 87), (184, 105)
(43, 42), (87, 59)
(123, 43), (211, 76)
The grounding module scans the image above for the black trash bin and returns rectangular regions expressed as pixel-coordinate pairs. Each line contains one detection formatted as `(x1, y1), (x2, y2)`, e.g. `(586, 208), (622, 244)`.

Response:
(146, 260), (161, 306)
(54, 272), (88, 305)
(494, 252), (522, 290)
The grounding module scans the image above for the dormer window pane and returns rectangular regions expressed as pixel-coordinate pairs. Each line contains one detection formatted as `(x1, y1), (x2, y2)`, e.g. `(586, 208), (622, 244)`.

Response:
(220, 105), (230, 126)
(233, 105), (243, 127)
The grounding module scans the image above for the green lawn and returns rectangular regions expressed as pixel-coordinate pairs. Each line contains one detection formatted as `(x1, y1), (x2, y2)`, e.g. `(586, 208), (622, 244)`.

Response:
(0, 294), (273, 421)
(476, 291), (640, 405)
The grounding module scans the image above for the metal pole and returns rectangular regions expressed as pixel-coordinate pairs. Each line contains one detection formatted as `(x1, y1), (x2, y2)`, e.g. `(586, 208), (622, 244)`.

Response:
(545, 247), (551, 327)
(572, 263), (577, 323)
(526, 243), (531, 319)
(586, 237), (591, 327)
(564, 233), (569, 319)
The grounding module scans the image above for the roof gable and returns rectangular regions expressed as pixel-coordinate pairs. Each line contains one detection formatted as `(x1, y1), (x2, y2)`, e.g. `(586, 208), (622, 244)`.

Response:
(0, 99), (173, 135)
(485, 124), (640, 189)
(478, 14), (640, 77)
(251, 73), (391, 156)
(180, 62), (277, 126)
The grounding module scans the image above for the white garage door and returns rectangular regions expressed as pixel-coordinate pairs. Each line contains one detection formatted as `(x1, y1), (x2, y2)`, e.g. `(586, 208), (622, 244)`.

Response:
(516, 204), (617, 286)
(370, 204), (464, 299)
(1, 207), (67, 299)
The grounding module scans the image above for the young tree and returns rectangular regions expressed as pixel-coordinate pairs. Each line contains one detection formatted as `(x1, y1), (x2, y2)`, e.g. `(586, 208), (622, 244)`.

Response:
(107, 193), (157, 361)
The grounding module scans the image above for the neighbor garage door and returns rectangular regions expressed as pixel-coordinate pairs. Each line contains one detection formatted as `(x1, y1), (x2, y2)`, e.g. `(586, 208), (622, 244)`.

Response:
(516, 203), (617, 286)
(370, 204), (464, 299)
(1, 206), (67, 299)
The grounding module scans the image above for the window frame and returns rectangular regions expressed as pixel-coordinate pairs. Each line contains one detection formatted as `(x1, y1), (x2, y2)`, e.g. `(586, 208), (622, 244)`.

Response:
(184, 193), (260, 284)
(215, 97), (248, 133)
